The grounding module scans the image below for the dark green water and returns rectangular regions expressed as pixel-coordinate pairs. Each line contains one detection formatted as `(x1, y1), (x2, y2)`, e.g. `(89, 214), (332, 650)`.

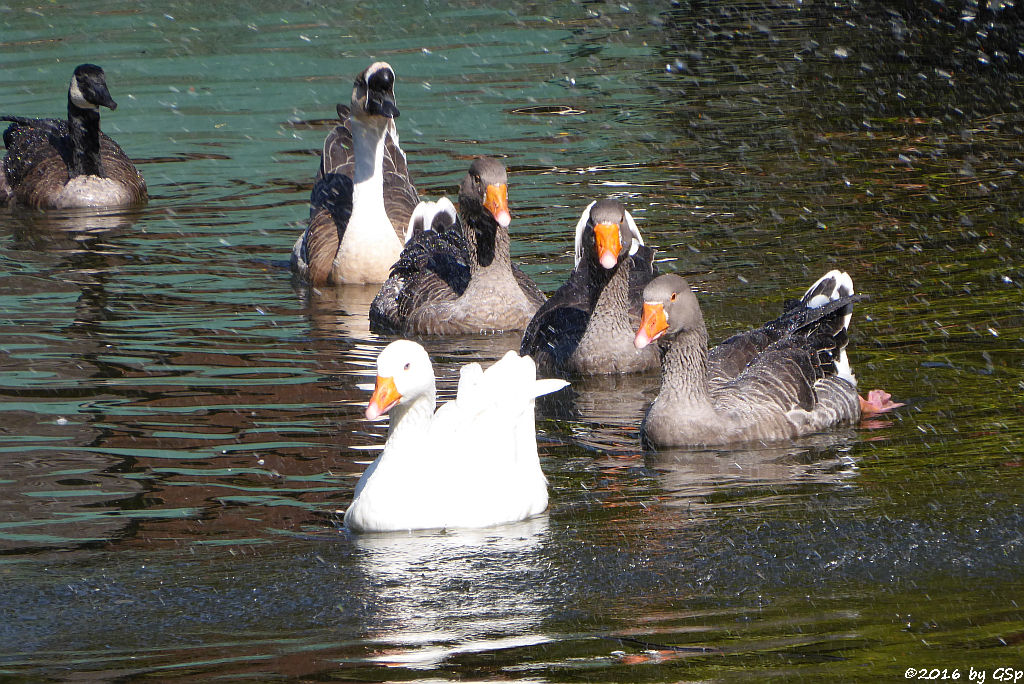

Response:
(1, 1), (1022, 680)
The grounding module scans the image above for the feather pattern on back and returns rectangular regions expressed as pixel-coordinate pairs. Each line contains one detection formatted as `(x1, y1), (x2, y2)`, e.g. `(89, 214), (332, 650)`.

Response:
(636, 271), (862, 448)
(369, 157), (544, 335)
(1, 64), (147, 209)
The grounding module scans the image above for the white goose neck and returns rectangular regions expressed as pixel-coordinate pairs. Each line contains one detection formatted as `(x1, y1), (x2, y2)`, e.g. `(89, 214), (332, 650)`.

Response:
(350, 116), (388, 191)
(381, 386), (436, 456)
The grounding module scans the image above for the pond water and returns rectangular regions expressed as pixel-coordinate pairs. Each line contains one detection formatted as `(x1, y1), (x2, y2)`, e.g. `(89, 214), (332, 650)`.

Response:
(1, 0), (1022, 680)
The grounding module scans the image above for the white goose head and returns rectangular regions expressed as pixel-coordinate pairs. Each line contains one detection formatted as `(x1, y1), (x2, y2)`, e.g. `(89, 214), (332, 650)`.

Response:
(365, 340), (436, 420)
(351, 61), (400, 122)
(68, 64), (117, 112)
(573, 198), (643, 268)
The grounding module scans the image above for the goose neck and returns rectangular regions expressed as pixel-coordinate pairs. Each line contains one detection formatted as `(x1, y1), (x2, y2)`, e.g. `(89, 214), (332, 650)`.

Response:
(467, 215), (511, 274)
(66, 100), (103, 178)
(349, 117), (388, 192)
(660, 324), (712, 405)
(382, 386), (436, 454)
(590, 258), (628, 313)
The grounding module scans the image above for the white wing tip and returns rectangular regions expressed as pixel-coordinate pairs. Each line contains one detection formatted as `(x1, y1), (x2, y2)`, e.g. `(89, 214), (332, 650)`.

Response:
(835, 349), (857, 386)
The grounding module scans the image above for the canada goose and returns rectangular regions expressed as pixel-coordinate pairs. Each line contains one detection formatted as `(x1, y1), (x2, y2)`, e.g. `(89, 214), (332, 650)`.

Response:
(634, 271), (864, 447)
(520, 198), (659, 376)
(344, 340), (567, 532)
(0, 64), (147, 209)
(290, 61), (419, 285)
(369, 157), (545, 335)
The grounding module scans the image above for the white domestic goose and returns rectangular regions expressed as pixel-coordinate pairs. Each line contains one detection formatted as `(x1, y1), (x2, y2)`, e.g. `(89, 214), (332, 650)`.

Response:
(1, 64), (147, 209)
(344, 340), (568, 533)
(291, 61), (418, 285)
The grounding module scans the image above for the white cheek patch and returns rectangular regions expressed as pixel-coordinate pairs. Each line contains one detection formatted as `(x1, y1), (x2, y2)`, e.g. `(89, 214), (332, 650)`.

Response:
(573, 200), (598, 267)
(624, 210), (644, 256)
(68, 76), (97, 110)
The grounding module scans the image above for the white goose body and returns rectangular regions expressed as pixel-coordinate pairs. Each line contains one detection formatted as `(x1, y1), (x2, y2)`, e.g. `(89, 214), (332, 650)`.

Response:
(344, 341), (567, 533)
(290, 62), (418, 286)
(328, 118), (403, 283)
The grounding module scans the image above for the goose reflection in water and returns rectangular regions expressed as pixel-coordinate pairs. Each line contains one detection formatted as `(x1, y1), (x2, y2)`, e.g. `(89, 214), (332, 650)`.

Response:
(647, 429), (862, 516)
(346, 517), (552, 669)
(294, 283), (380, 341)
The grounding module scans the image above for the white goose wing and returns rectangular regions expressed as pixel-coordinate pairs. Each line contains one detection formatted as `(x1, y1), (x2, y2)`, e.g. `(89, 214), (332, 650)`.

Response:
(428, 352), (565, 466)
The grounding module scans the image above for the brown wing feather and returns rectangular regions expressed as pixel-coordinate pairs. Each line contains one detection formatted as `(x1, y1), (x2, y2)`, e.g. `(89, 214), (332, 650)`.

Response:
(381, 120), (418, 236)
(302, 209), (342, 286)
(4, 129), (146, 209)
(311, 106), (417, 241)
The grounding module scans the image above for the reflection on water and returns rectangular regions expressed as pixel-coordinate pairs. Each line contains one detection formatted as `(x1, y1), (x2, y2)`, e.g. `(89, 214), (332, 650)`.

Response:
(1, 0), (1023, 680)
(648, 430), (861, 514)
(349, 518), (551, 669)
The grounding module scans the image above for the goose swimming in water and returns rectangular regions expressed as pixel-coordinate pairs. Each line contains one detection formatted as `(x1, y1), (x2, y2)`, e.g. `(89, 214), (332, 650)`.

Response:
(344, 340), (567, 533)
(634, 271), (866, 447)
(369, 157), (545, 335)
(520, 198), (659, 376)
(291, 61), (419, 285)
(0, 64), (147, 209)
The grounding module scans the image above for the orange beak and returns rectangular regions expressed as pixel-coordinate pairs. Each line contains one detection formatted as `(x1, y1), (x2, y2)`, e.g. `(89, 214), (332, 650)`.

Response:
(365, 375), (402, 420)
(594, 222), (621, 269)
(634, 302), (668, 349)
(483, 183), (511, 228)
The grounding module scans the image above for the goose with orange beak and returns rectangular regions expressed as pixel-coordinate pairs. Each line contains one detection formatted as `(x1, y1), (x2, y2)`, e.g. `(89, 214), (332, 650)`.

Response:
(633, 272), (883, 448)
(520, 198), (660, 376)
(344, 340), (567, 533)
(369, 157), (545, 335)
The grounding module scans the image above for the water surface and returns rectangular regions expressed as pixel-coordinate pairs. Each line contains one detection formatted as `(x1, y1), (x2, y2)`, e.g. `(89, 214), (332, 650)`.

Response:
(1, 1), (1022, 680)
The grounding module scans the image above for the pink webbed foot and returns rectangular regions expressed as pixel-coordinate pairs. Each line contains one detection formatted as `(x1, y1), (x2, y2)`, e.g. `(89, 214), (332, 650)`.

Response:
(859, 389), (905, 417)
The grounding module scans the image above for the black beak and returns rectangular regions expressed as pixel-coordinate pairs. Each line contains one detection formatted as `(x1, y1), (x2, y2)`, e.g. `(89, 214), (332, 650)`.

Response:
(366, 91), (399, 118)
(92, 83), (118, 110)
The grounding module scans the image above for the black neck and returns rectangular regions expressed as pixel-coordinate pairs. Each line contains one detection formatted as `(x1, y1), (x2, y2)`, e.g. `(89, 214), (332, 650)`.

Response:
(465, 211), (510, 273)
(66, 98), (104, 178)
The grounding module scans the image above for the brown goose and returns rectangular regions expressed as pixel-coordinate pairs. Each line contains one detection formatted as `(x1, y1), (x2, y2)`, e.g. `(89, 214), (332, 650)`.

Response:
(634, 271), (863, 447)
(520, 198), (659, 376)
(1, 64), (147, 209)
(369, 157), (545, 335)
(290, 62), (419, 285)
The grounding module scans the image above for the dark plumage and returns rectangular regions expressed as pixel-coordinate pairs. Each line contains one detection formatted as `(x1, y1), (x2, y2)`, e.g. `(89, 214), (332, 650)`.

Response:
(520, 198), (659, 376)
(0, 64), (147, 209)
(291, 62), (419, 285)
(634, 271), (863, 448)
(369, 157), (545, 335)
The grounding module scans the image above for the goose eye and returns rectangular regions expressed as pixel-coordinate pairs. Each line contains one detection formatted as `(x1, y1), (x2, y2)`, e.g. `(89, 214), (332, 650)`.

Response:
(403, 362), (411, 371)
(670, 293), (678, 302)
